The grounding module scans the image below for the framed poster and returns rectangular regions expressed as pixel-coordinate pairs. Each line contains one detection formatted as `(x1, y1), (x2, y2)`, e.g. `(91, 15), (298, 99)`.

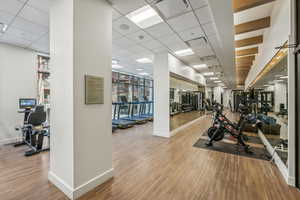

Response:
(85, 75), (104, 104)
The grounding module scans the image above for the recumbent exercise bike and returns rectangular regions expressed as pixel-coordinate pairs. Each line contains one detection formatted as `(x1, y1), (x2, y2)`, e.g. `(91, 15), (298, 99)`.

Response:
(14, 102), (50, 157)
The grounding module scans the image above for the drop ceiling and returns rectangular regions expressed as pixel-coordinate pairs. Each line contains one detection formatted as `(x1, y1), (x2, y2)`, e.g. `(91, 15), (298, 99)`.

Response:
(0, 0), (236, 87)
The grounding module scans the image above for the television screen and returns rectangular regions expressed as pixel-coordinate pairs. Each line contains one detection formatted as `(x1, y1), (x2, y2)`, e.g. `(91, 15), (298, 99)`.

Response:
(19, 98), (36, 109)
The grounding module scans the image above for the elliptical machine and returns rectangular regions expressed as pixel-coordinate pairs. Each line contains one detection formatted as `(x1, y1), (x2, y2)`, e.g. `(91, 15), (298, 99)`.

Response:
(205, 103), (253, 154)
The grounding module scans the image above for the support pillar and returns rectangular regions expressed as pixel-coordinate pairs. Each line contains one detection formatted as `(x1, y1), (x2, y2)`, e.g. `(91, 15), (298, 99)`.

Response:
(49, 0), (113, 199)
(153, 53), (170, 137)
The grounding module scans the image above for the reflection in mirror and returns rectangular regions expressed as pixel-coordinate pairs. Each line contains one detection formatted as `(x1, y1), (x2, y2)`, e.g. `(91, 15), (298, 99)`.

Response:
(169, 76), (205, 131)
(252, 54), (288, 166)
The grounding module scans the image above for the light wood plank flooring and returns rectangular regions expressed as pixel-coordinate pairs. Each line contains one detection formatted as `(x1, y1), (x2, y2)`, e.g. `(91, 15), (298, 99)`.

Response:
(0, 114), (299, 200)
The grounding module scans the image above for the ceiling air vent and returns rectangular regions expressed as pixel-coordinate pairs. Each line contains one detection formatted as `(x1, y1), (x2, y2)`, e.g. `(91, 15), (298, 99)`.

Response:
(186, 37), (207, 48)
(200, 55), (217, 62)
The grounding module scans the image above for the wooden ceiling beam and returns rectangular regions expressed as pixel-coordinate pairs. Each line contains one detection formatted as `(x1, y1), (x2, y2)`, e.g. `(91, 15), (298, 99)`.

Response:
(235, 17), (270, 34)
(233, 0), (275, 13)
(236, 55), (255, 62)
(235, 35), (263, 48)
(236, 47), (258, 56)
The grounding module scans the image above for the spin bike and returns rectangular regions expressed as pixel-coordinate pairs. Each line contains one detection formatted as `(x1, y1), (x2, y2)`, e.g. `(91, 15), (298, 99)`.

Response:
(205, 103), (253, 154)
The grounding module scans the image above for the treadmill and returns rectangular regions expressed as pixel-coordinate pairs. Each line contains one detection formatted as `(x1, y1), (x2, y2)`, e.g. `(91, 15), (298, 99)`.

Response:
(112, 102), (135, 129)
(139, 97), (153, 121)
(119, 96), (148, 124)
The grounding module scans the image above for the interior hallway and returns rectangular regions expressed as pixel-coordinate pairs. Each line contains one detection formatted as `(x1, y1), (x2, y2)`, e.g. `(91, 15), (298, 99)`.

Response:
(1, 114), (300, 200)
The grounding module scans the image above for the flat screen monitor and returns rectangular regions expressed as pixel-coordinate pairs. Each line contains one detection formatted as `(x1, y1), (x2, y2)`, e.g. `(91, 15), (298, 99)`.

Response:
(19, 98), (36, 109)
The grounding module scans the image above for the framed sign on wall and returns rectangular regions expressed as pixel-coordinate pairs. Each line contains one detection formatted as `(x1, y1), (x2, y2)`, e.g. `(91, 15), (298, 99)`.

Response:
(85, 75), (104, 104)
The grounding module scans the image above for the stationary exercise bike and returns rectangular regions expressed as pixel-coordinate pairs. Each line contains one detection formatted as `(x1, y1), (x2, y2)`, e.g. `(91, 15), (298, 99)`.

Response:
(205, 103), (253, 154)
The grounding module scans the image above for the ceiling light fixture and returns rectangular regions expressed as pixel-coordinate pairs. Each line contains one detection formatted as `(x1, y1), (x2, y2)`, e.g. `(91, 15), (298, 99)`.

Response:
(214, 80), (222, 83)
(193, 64), (207, 69)
(139, 72), (149, 76)
(202, 72), (214, 76)
(126, 5), (163, 29)
(112, 59), (119, 65)
(210, 77), (218, 80)
(0, 22), (8, 33)
(174, 48), (194, 57)
(136, 58), (152, 63)
(280, 76), (288, 79)
(112, 64), (123, 69)
(136, 68), (144, 71)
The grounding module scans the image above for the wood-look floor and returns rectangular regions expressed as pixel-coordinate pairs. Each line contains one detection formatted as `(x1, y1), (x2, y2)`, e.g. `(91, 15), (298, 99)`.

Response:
(170, 110), (204, 130)
(0, 114), (299, 200)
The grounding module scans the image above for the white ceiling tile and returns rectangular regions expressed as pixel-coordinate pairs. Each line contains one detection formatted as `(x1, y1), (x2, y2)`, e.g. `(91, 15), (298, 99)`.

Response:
(112, 9), (122, 21)
(109, 0), (147, 15)
(113, 36), (136, 48)
(193, 45), (214, 57)
(180, 55), (201, 64)
(0, 10), (15, 24)
(113, 16), (140, 35)
(22, 0), (50, 13)
(126, 30), (152, 44)
(167, 42), (188, 52)
(167, 11), (198, 32)
(155, 0), (191, 19)
(145, 22), (174, 38)
(195, 6), (213, 25)
(140, 39), (164, 50)
(19, 5), (49, 26)
(202, 22), (217, 36)
(112, 30), (123, 39)
(11, 16), (48, 35)
(189, 0), (208, 9)
(178, 26), (205, 41)
(158, 33), (182, 46)
(152, 46), (168, 53)
(0, 0), (24, 15)
(5, 26), (41, 41)
(127, 45), (152, 55)
(0, 33), (31, 48)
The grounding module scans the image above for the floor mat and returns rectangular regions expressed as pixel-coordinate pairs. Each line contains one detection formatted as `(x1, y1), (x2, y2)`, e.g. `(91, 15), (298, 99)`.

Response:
(193, 138), (271, 161)
(202, 132), (263, 145)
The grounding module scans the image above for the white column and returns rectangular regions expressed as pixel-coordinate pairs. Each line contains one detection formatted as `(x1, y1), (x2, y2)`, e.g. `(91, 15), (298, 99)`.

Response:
(153, 53), (170, 137)
(274, 81), (287, 112)
(49, 0), (113, 199)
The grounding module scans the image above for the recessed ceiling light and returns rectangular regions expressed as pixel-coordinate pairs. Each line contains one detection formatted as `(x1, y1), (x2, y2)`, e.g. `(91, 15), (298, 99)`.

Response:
(136, 68), (144, 71)
(214, 80), (222, 83)
(174, 48), (194, 57)
(112, 64), (123, 69)
(0, 22), (8, 33)
(126, 5), (163, 29)
(280, 76), (288, 79)
(136, 58), (152, 63)
(276, 79), (284, 82)
(193, 64), (207, 69)
(202, 72), (214, 76)
(139, 72), (149, 76)
(112, 59), (119, 65)
(210, 77), (218, 80)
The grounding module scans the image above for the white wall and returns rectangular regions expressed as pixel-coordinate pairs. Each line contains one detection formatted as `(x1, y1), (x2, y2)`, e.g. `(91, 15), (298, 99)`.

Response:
(0, 43), (37, 144)
(213, 86), (224, 104)
(168, 54), (206, 86)
(245, 0), (290, 88)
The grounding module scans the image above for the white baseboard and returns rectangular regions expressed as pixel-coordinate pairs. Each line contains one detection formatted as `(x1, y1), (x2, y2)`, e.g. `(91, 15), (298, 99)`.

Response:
(73, 168), (114, 199)
(288, 176), (296, 186)
(48, 168), (114, 200)
(48, 171), (74, 199)
(0, 137), (22, 146)
(171, 115), (206, 137)
(258, 130), (289, 184)
(153, 131), (170, 138)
